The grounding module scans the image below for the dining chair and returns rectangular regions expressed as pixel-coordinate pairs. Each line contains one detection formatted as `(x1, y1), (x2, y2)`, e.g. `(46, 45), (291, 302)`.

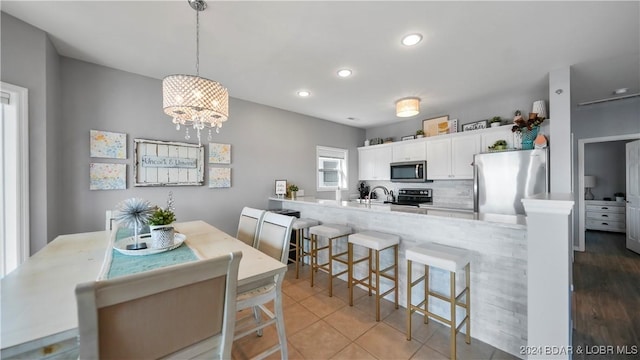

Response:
(235, 212), (294, 360)
(236, 207), (266, 247)
(76, 251), (242, 360)
(104, 210), (120, 231)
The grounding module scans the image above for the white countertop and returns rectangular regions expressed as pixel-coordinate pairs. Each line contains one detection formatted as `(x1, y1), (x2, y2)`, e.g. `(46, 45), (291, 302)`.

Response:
(269, 196), (526, 228)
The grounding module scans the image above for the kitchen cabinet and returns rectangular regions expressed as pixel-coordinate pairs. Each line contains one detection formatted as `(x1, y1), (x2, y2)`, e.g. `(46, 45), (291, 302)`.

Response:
(480, 126), (516, 151)
(392, 141), (427, 162)
(358, 145), (392, 180)
(426, 134), (480, 179)
(585, 200), (626, 233)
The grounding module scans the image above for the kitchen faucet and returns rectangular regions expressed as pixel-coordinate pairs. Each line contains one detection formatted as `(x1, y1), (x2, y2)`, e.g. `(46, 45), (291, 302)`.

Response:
(368, 185), (390, 204)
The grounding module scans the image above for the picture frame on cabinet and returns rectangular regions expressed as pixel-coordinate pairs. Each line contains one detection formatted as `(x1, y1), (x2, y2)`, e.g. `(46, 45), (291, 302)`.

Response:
(422, 115), (450, 137)
(475, 120), (488, 129)
(401, 135), (415, 141)
(275, 179), (287, 196)
(462, 123), (476, 132)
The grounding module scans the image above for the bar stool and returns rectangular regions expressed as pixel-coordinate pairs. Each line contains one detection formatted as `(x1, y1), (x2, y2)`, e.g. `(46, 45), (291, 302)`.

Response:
(289, 218), (319, 278)
(406, 243), (471, 360)
(308, 224), (352, 296)
(347, 231), (400, 321)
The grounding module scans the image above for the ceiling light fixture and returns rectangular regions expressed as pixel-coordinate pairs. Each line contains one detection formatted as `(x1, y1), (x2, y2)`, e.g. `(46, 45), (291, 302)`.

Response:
(396, 97), (421, 117)
(162, 0), (229, 146)
(401, 33), (423, 46)
(337, 69), (353, 78)
(297, 90), (311, 97)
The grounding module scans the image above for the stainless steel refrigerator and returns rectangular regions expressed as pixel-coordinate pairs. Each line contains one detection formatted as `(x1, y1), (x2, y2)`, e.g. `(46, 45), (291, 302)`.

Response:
(474, 149), (549, 215)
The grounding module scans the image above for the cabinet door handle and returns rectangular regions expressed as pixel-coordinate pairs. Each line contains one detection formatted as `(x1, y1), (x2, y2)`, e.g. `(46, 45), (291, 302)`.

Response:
(601, 207), (608, 210)
(602, 222), (609, 225)
(601, 214), (608, 217)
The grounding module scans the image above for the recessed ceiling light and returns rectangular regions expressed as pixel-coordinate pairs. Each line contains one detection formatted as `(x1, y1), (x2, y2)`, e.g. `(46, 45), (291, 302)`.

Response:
(297, 90), (311, 97)
(401, 33), (423, 46)
(614, 88), (628, 95)
(337, 69), (353, 78)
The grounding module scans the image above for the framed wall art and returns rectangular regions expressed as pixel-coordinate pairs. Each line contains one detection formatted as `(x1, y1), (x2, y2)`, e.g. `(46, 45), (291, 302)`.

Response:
(475, 120), (488, 129)
(275, 180), (287, 196)
(462, 123), (476, 132)
(134, 139), (204, 186)
(209, 167), (231, 188)
(90, 163), (126, 190)
(90, 130), (126, 159)
(422, 115), (450, 137)
(209, 143), (231, 164)
(401, 135), (415, 141)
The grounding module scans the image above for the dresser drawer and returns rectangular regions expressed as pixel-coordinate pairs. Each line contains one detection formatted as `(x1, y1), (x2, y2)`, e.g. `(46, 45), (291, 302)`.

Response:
(586, 211), (626, 222)
(586, 204), (625, 214)
(586, 219), (626, 232)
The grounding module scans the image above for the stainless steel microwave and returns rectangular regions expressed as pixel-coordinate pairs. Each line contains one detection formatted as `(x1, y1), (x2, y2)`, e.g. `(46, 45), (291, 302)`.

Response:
(390, 161), (428, 182)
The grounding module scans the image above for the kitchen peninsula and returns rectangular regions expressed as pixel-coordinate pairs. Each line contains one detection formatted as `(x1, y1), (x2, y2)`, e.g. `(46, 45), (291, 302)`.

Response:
(269, 196), (527, 358)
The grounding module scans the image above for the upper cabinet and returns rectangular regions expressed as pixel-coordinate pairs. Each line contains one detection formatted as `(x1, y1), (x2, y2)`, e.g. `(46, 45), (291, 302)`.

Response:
(358, 145), (392, 180)
(392, 141), (427, 162)
(426, 134), (480, 179)
(480, 126), (516, 151)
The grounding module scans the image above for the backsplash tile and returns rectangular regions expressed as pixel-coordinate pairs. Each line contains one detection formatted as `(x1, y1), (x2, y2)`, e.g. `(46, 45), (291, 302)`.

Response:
(363, 180), (474, 209)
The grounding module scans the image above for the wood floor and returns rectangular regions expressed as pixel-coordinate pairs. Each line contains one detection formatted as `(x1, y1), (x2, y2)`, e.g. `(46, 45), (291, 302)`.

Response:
(572, 230), (640, 359)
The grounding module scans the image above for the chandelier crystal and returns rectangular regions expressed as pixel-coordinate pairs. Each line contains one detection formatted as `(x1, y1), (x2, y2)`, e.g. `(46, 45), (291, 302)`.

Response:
(162, 0), (229, 145)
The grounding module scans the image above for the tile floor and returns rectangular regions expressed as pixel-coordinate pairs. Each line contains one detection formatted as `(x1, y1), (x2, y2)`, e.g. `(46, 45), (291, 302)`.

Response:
(232, 263), (518, 360)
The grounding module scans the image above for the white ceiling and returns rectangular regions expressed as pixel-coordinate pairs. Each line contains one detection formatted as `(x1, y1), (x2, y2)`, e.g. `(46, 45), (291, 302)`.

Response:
(2, 1), (639, 128)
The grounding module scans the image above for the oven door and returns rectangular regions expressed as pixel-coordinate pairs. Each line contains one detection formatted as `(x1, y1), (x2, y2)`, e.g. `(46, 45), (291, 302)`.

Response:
(390, 161), (427, 182)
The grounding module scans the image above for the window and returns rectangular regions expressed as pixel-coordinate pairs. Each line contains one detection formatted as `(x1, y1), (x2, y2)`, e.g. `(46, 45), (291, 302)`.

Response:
(317, 146), (348, 191)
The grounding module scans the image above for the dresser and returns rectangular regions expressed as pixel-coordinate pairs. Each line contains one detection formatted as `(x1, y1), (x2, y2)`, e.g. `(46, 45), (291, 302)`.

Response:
(585, 200), (626, 233)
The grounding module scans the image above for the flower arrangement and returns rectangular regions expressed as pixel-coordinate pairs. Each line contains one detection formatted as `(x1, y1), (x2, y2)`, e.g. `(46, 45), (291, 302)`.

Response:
(288, 184), (299, 192)
(511, 116), (545, 134)
(148, 207), (176, 226)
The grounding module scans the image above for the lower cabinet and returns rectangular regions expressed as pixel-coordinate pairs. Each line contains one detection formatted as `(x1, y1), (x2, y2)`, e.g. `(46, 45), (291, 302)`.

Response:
(585, 200), (626, 233)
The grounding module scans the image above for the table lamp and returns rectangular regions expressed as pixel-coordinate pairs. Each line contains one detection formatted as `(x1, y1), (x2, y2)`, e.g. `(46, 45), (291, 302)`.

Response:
(584, 175), (596, 200)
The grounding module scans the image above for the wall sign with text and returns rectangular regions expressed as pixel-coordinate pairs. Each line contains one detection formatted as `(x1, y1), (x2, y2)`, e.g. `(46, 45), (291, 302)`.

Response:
(134, 138), (204, 186)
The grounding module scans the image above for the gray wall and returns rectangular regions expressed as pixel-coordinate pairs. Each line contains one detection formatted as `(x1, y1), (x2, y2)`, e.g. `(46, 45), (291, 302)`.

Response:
(365, 82), (548, 141)
(584, 141), (628, 200)
(58, 57), (364, 240)
(1, 13), (60, 254)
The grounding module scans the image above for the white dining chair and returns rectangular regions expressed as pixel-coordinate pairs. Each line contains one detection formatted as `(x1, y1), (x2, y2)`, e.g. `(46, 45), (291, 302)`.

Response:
(76, 251), (242, 359)
(105, 209), (120, 231)
(234, 212), (294, 360)
(236, 207), (266, 247)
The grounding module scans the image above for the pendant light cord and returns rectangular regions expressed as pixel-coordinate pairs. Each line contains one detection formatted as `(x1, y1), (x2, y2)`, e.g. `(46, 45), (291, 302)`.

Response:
(195, 8), (200, 77)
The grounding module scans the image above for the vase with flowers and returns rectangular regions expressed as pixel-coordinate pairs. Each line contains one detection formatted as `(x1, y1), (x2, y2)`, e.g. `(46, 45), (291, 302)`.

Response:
(512, 115), (545, 150)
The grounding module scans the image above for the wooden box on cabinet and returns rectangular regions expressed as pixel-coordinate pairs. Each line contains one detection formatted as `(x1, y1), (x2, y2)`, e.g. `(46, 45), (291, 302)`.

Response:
(585, 200), (626, 233)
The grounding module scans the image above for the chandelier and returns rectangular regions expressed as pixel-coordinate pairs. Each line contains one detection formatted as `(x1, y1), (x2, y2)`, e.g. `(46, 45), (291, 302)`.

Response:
(162, 0), (229, 145)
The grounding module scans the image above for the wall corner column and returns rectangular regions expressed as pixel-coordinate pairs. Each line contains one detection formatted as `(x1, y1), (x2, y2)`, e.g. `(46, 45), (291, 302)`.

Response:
(522, 193), (575, 360)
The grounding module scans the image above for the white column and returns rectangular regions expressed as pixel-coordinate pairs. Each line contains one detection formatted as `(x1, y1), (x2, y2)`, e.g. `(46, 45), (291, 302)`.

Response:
(522, 193), (574, 360)
(549, 67), (572, 193)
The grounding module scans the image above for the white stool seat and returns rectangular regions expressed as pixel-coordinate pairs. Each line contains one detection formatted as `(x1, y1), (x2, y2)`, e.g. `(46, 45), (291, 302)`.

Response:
(406, 243), (471, 272)
(309, 224), (352, 238)
(292, 218), (319, 230)
(348, 231), (399, 251)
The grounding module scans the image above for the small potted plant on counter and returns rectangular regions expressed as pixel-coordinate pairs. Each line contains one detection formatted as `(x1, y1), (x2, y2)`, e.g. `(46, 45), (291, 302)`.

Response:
(416, 129), (425, 138)
(288, 184), (299, 199)
(488, 140), (508, 151)
(490, 116), (502, 127)
(148, 207), (176, 249)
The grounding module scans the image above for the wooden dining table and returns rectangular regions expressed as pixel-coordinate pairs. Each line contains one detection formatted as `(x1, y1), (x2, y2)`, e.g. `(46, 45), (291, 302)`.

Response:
(0, 220), (287, 359)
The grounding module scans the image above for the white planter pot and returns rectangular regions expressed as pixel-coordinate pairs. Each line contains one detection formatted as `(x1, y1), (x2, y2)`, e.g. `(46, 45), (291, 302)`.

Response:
(149, 224), (175, 249)
(491, 123), (500, 128)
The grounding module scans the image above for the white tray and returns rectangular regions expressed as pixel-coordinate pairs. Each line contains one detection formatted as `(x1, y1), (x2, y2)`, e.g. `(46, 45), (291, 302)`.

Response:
(113, 233), (186, 256)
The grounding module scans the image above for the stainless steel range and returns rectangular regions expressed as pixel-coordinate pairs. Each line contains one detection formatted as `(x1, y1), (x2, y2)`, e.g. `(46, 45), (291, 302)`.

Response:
(392, 188), (433, 207)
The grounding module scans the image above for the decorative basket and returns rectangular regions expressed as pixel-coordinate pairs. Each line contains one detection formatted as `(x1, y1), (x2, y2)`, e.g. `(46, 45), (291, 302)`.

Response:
(150, 225), (175, 249)
(521, 127), (539, 150)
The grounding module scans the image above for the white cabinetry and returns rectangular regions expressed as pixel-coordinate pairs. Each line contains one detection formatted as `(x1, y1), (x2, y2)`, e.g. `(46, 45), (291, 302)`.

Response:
(358, 145), (392, 180)
(426, 134), (480, 179)
(392, 141), (426, 162)
(585, 200), (626, 233)
(480, 126), (516, 151)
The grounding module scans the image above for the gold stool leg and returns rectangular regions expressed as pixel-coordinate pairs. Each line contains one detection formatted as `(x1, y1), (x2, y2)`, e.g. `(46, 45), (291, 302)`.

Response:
(466, 263), (471, 344)
(310, 234), (316, 287)
(295, 229), (301, 279)
(394, 245), (399, 309)
(424, 265), (429, 324)
(450, 270), (457, 360)
(328, 236), (334, 297)
(406, 259), (412, 341)
(348, 242), (354, 306)
(368, 248), (373, 296)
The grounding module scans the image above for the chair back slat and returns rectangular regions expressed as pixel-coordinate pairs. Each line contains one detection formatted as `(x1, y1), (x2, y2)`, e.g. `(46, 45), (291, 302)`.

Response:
(236, 207), (266, 247)
(256, 212), (294, 264)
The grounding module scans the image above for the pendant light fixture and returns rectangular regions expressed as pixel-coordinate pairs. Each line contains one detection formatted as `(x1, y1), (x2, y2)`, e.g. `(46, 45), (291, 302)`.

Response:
(396, 97), (421, 117)
(162, 0), (229, 145)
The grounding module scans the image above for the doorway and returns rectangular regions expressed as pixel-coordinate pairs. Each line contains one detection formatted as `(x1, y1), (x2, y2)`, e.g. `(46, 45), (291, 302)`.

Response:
(577, 133), (640, 252)
(0, 82), (29, 277)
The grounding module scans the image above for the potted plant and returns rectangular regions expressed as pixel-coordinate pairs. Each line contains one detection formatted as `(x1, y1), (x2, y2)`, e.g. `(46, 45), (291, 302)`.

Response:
(614, 192), (625, 202)
(416, 129), (425, 138)
(488, 139), (508, 151)
(512, 115), (546, 149)
(148, 207), (176, 249)
(288, 184), (299, 199)
(490, 116), (502, 128)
